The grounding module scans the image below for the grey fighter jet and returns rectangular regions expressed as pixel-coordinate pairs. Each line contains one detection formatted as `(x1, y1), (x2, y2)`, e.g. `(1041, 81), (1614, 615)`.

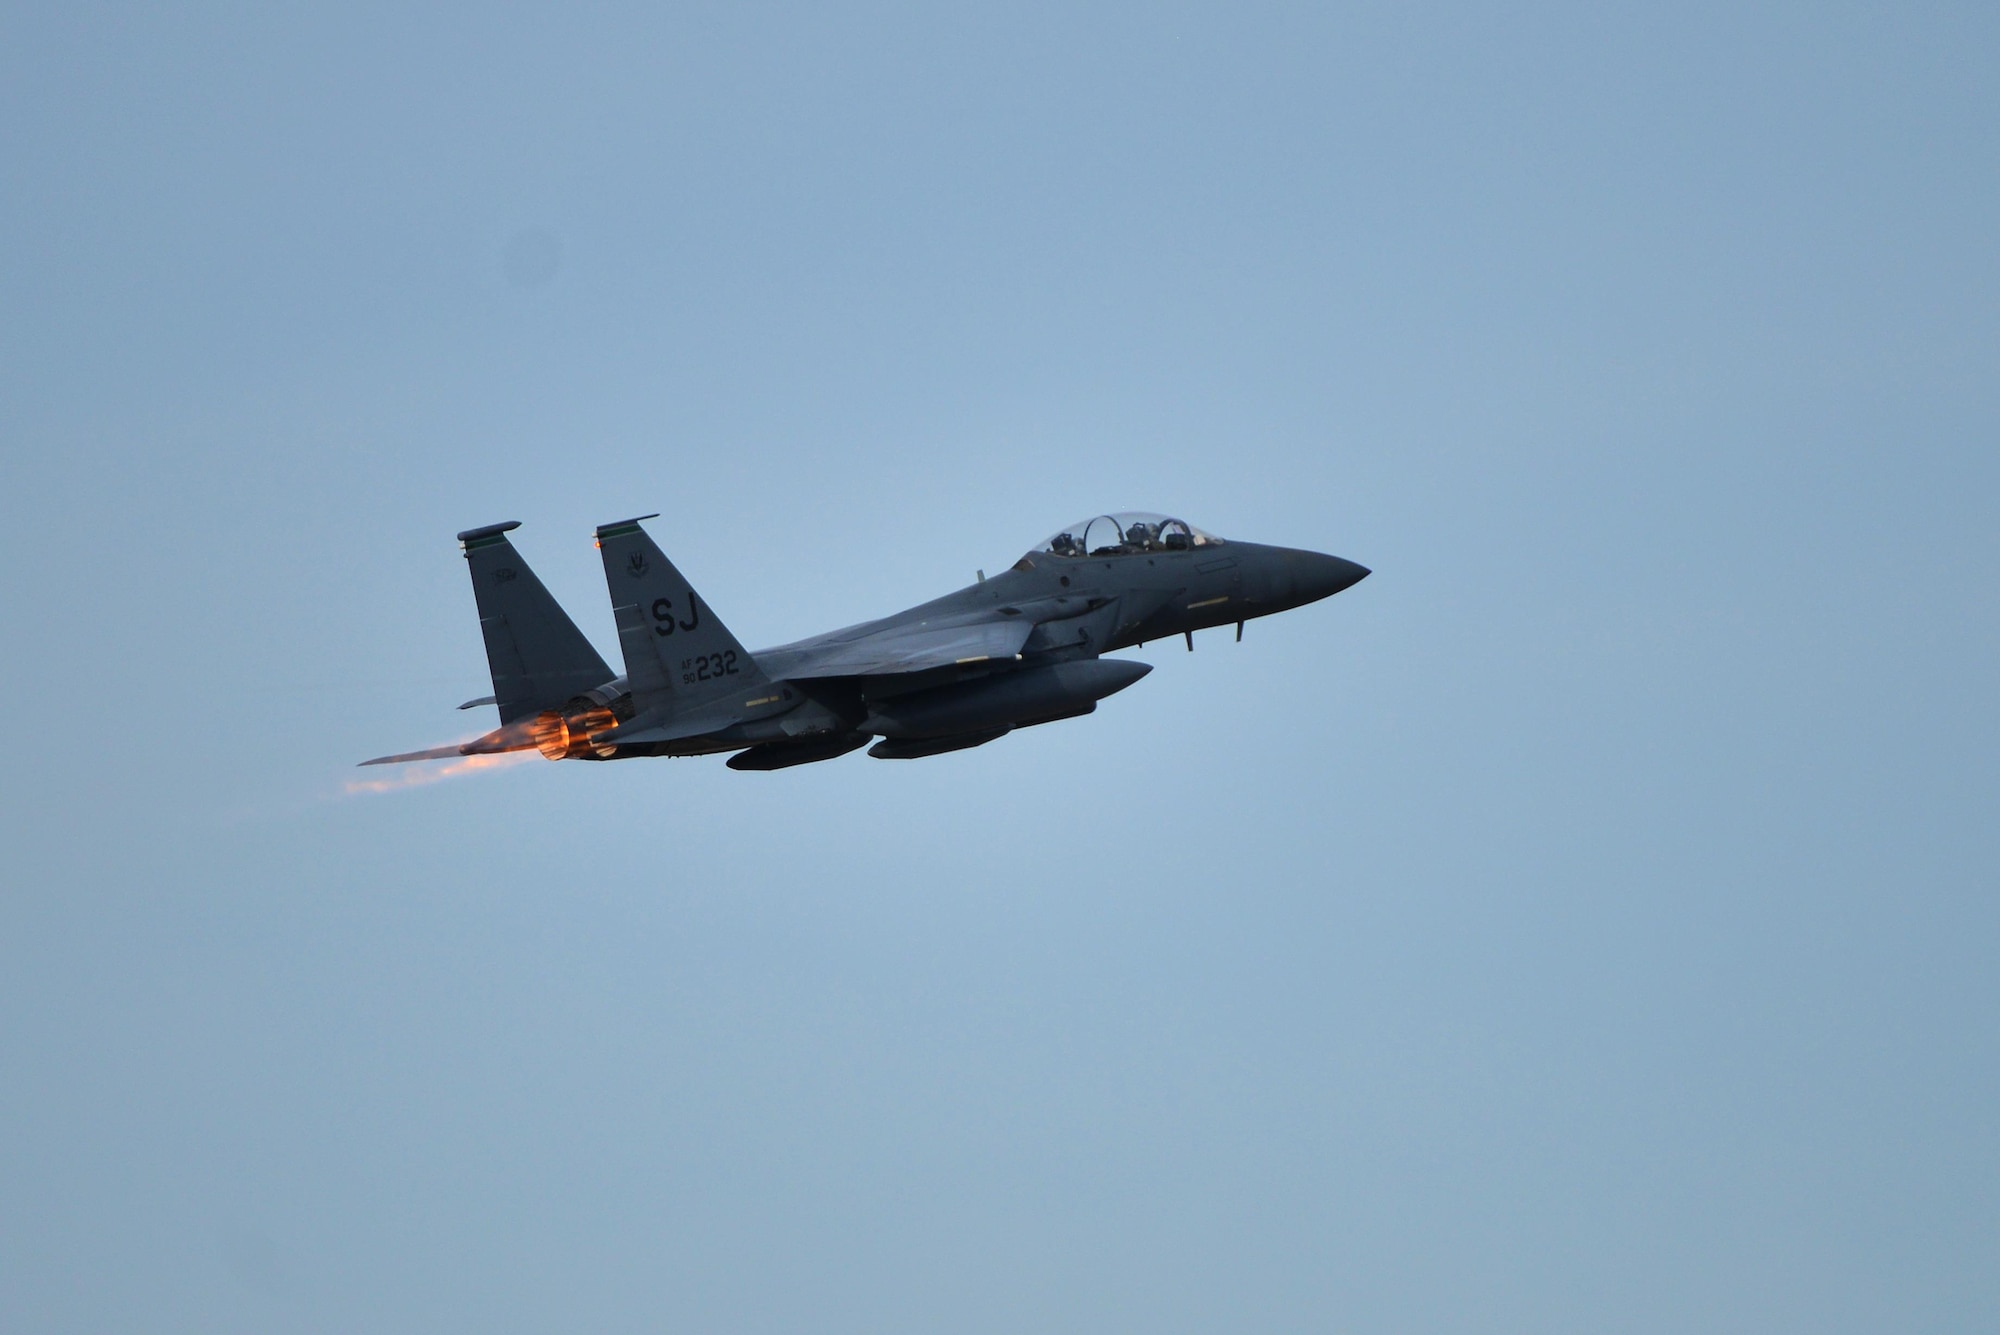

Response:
(362, 512), (1368, 771)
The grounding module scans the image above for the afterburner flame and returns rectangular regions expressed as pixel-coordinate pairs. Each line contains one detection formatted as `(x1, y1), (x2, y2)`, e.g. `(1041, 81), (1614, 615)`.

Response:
(531, 705), (619, 760)
(343, 749), (537, 796)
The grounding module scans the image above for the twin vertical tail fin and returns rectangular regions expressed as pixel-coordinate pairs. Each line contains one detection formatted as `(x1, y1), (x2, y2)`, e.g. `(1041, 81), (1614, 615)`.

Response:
(594, 516), (771, 721)
(459, 522), (617, 723)
(360, 523), (619, 766)
(367, 517), (772, 766)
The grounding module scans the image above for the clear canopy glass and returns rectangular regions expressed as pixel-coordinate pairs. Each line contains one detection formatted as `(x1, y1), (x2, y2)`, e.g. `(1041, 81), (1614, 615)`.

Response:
(1036, 512), (1224, 557)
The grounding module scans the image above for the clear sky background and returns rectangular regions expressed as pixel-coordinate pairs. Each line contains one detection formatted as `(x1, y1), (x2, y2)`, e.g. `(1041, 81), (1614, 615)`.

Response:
(3, 3), (1995, 1331)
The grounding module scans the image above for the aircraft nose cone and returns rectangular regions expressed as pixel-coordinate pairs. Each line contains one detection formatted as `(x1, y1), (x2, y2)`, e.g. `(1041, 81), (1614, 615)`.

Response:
(1291, 551), (1371, 603)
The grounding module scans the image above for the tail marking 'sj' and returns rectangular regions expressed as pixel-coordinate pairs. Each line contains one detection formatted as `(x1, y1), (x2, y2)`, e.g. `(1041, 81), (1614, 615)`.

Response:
(593, 516), (771, 720)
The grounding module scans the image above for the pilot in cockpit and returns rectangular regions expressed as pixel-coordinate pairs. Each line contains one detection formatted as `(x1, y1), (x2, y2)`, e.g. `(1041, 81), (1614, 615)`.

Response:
(1124, 520), (1158, 549)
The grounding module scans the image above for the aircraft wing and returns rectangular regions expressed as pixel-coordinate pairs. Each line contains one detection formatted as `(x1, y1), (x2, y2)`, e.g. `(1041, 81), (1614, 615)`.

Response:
(755, 616), (1035, 681)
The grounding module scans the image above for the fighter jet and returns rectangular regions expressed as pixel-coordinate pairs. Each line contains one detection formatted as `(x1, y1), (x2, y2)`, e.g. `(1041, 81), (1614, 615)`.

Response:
(361, 512), (1368, 771)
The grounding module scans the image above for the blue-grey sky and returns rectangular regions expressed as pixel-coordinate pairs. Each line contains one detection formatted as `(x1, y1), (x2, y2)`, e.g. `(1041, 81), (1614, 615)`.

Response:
(3, 3), (1995, 1330)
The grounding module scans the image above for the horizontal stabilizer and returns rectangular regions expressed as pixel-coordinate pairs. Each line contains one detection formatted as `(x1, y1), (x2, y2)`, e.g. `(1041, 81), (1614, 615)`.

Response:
(358, 720), (542, 766)
(359, 743), (477, 766)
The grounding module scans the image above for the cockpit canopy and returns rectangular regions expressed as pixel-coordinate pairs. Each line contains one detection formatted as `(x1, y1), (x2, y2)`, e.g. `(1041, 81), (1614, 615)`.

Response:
(1036, 512), (1225, 558)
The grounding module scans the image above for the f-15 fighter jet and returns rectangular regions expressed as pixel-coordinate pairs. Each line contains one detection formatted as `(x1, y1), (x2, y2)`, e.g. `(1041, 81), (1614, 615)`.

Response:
(362, 512), (1368, 771)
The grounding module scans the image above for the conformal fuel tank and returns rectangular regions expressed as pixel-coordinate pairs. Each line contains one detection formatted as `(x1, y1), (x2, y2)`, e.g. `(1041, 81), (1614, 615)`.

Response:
(863, 658), (1151, 739)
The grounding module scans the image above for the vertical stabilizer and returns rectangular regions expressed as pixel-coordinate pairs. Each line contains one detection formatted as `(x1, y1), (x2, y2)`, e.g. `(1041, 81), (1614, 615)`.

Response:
(594, 515), (769, 717)
(458, 522), (615, 723)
